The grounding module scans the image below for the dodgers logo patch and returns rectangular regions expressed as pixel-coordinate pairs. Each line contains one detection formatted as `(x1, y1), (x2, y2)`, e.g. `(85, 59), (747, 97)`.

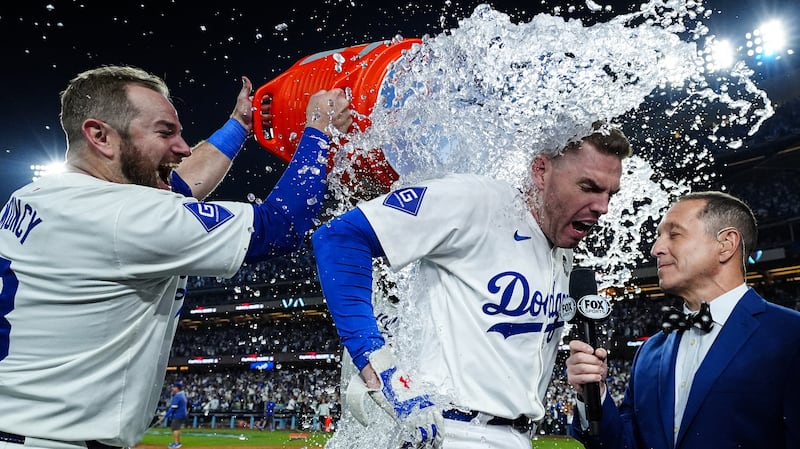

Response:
(383, 187), (427, 216)
(183, 202), (235, 232)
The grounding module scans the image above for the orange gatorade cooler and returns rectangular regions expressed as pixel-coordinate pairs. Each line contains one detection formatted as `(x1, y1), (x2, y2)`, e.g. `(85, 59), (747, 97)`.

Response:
(252, 38), (423, 192)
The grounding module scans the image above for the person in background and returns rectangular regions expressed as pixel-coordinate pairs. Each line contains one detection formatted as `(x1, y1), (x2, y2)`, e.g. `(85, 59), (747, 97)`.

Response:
(313, 123), (631, 448)
(164, 382), (188, 449)
(566, 191), (800, 449)
(256, 396), (277, 431)
(0, 65), (352, 449)
(316, 396), (332, 432)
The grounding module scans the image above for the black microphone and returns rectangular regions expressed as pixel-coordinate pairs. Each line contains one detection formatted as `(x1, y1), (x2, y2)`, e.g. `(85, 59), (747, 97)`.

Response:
(568, 267), (611, 436)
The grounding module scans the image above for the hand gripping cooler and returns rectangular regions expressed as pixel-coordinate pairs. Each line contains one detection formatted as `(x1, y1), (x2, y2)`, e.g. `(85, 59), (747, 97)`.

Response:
(252, 38), (423, 192)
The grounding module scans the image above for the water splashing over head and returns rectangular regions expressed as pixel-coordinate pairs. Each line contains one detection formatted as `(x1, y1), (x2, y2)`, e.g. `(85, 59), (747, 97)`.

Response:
(330, 1), (771, 288)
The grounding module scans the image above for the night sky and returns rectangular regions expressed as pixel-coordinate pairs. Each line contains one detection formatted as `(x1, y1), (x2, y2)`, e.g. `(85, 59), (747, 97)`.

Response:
(1, 0), (797, 202)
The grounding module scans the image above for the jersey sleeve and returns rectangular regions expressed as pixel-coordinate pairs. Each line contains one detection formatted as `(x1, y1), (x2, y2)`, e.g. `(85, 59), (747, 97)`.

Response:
(312, 208), (386, 370)
(357, 174), (499, 270)
(244, 127), (330, 261)
(110, 189), (254, 279)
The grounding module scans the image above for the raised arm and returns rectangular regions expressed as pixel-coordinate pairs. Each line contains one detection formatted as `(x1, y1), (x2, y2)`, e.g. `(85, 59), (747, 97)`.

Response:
(172, 76), (265, 199)
(243, 89), (352, 261)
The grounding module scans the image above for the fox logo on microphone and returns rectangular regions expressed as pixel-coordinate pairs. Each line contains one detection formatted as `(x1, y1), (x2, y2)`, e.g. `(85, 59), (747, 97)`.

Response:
(576, 294), (612, 321)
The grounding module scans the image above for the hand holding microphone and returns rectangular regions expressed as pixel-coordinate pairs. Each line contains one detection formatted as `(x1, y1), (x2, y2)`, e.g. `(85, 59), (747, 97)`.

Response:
(563, 267), (611, 436)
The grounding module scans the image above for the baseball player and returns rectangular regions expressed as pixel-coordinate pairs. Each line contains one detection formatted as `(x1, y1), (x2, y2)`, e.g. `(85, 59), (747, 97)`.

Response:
(312, 124), (631, 449)
(163, 382), (188, 448)
(0, 65), (352, 449)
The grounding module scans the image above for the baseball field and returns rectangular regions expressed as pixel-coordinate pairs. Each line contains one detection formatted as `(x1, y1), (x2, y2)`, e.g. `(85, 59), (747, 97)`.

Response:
(135, 428), (586, 449)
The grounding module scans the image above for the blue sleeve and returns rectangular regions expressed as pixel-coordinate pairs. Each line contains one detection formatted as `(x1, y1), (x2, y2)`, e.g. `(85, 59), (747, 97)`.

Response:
(165, 395), (179, 418)
(569, 363), (641, 449)
(312, 207), (386, 371)
(245, 128), (329, 261)
(169, 171), (193, 197)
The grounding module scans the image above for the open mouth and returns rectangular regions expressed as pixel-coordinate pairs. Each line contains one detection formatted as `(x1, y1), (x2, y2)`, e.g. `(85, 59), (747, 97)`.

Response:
(157, 163), (179, 189)
(573, 220), (596, 234)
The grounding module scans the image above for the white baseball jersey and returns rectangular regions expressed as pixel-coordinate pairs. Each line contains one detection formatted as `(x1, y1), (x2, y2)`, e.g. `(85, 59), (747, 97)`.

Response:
(0, 172), (253, 446)
(358, 173), (572, 421)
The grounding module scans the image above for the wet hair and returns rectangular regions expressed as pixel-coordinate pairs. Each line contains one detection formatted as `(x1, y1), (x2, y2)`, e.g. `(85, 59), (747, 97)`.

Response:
(563, 121), (632, 160)
(679, 191), (758, 260)
(60, 65), (170, 145)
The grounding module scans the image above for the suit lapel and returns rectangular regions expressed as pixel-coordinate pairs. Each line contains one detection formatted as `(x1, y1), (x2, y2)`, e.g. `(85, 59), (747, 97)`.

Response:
(676, 291), (763, 442)
(659, 331), (680, 446)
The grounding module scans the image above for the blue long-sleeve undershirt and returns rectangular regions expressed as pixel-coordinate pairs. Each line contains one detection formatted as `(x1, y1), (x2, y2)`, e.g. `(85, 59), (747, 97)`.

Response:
(245, 127), (329, 261)
(312, 207), (386, 370)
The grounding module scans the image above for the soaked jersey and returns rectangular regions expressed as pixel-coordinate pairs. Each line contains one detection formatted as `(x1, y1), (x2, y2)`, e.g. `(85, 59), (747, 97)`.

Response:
(0, 172), (253, 446)
(358, 173), (572, 421)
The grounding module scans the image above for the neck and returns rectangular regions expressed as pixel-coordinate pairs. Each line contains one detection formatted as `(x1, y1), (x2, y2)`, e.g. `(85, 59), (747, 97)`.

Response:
(682, 276), (744, 311)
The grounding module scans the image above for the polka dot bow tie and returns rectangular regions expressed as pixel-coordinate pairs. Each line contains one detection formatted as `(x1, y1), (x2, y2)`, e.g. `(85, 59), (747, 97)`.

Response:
(661, 302), (714, 334)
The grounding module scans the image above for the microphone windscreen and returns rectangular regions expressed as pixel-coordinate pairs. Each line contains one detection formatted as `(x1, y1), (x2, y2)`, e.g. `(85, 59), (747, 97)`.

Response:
(569, 267), (598, 299)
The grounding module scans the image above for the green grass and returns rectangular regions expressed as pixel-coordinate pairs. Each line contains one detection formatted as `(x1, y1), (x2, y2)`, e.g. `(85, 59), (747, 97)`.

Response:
(531, 435), (586, 449)
(137, 428), (585, 448)
(137, 428), (331, 447)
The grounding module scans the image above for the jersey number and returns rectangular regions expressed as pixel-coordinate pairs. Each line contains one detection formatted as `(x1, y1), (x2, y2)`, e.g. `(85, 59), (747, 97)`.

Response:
(0, 257), (19, 361)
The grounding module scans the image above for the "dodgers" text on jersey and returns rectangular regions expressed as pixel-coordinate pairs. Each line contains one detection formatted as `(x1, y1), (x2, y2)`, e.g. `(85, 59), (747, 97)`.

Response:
(484, 270), (567, 340)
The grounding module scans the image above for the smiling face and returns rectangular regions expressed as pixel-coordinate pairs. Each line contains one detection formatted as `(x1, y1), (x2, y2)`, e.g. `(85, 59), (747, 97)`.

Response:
(530, 141), (623, 248)
(651, 199), (721, 300)
(118, 85), (191, 190)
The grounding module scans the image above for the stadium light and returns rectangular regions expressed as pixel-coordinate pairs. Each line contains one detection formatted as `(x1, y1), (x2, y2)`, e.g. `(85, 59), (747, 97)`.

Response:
(30, 161), (66, 181)
(758, 20), (786, 56)
(746, 20), (793, 65)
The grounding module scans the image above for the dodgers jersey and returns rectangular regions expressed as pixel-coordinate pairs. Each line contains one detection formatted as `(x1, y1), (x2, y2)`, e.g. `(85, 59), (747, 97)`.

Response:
(0, 172), (253, 446)
(358, 173), (572, 421)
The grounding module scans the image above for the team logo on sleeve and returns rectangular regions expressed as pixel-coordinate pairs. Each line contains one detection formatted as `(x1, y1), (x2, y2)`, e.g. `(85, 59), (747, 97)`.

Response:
(183, 202), (235, 232)
(383, 187), (427, 216)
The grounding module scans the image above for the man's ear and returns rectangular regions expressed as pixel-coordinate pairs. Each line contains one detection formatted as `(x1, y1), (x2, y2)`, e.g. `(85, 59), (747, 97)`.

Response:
(717, 227), (741, 264)
(531, 155), (549, 190)
(81, 118), (116, 159)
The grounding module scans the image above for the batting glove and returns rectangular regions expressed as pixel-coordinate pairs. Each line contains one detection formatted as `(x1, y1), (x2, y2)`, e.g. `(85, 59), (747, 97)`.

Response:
(367, 346), (443, 448)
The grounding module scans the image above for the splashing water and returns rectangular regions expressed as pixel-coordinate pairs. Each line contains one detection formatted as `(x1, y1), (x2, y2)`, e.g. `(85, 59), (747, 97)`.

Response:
(329, 1), (771, 288)
(324, 2), (772, 447)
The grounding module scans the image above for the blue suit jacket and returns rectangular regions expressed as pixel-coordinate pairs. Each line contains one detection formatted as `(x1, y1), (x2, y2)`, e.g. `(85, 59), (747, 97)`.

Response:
(571, 288), (800, 449)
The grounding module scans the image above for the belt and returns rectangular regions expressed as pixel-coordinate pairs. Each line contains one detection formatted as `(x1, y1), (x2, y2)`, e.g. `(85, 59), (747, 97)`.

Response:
(442, 409), (534, 433)
(0, 431), (118, 449)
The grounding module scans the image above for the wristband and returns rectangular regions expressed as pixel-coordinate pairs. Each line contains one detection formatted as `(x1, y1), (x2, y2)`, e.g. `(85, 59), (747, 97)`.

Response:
(206, 118), (248, 160)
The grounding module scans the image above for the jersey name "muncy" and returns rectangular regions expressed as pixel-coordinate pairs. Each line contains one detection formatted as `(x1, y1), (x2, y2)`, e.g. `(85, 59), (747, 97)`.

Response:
(0, 197), (43, 245)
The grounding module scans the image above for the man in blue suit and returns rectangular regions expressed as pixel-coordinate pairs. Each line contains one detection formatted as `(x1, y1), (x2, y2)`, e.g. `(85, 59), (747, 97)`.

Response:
(566, 190), (800, 449)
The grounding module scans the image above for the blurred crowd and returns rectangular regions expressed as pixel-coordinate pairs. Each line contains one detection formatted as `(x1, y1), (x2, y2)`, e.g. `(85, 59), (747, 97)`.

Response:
(748, 96), (800, 148)
(171, 314), (338, 358)
(160, 366), (340, 431)
(726, 169), (800, 226)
